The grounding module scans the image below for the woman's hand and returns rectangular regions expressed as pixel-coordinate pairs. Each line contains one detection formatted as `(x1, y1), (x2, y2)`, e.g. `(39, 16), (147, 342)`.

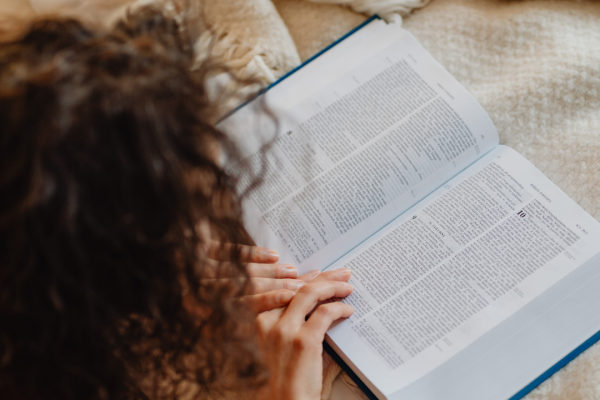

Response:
(207, 241), (318, 313)
(256, 268), (354, 400)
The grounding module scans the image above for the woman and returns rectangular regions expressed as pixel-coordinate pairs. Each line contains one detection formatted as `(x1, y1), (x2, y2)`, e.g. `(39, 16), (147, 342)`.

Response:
(0, 6), (353, 400)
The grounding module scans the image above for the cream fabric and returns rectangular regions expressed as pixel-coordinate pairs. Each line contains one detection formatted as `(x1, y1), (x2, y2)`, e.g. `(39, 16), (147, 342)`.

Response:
(275, 0), (368, 61)
(194, 0), (300, 83)
(0, 0), (34, 18)
(28, 0), (134, 27)
(22, 0), (425, 83)
(24, 0), (299, 84)
(307, 0), (431, 22)
(0, 0), (34, 40)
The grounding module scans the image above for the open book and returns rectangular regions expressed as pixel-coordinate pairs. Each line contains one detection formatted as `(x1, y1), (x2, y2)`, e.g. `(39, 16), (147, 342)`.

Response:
(219, 18), (600, 400)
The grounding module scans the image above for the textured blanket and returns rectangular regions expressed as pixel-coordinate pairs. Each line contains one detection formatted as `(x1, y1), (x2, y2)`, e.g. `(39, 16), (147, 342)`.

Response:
(4, 0), (600, 399)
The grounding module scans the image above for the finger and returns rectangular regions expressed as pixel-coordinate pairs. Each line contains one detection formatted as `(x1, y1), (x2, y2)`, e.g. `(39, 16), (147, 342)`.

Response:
(247, 263), (298, 279)
(298, 269), (321, 282)
(208, 241), (279, 263)
(256, 307), (287, 334)
(251, 277), (307, 294)
(241, 290), (295, 313)
(282, 280), (354, 327)
(302, 302), (354, 340)
(307, 268), (352, 283)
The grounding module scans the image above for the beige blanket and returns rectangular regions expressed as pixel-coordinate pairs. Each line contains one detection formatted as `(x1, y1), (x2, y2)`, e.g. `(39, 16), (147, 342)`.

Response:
(3, 0), (600, 399)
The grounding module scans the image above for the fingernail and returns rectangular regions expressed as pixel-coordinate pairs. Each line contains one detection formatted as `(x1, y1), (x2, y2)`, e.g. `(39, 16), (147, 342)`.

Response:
(262, 249), (279, 262)
(277, 290), (295, 303)
(335, 268), (352, 278)
(341, 282), (354, 290)
(282, 264), (298, 278)
(306, 269), (321, 282)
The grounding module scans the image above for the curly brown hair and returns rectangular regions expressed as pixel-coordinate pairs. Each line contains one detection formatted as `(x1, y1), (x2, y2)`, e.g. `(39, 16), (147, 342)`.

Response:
(0, 6), (267, 400)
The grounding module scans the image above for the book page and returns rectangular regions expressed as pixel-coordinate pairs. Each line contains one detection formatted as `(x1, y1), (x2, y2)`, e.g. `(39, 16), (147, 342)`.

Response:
(261, 18), (392, 111)
(221, 29), (499, 274)
(326, 146), (600, 398)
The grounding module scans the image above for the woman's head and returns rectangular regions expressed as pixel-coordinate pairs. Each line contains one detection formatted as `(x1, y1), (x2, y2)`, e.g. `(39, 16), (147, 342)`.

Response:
(0, 7), (264, 400)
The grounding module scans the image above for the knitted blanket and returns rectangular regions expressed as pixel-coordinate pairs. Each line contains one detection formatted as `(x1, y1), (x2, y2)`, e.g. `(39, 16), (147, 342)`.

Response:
(3, 0), (600, 399)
